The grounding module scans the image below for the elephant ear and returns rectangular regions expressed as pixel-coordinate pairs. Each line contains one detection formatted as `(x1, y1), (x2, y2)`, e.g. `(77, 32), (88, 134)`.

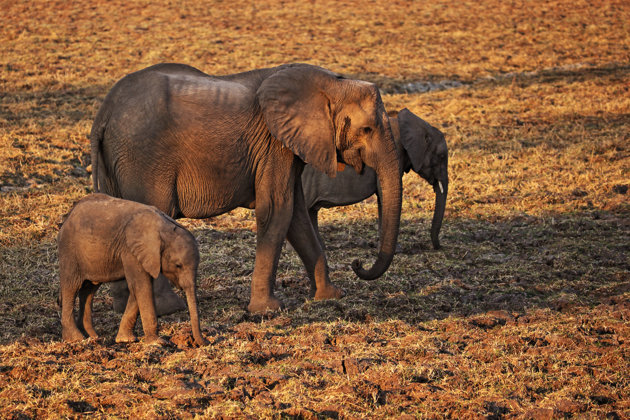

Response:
(125, 212), (162, 279)
(397, 108), (430, 173)
(257, 64), (337, 177)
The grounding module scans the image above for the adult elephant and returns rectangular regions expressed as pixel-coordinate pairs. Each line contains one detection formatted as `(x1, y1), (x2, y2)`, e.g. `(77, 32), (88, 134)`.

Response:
(91, 63), (402, 313)
(302, 108), (448, 251)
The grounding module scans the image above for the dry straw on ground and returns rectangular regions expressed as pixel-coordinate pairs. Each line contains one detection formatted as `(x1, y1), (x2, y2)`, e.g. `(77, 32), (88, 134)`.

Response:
(1, 0), (629, 418)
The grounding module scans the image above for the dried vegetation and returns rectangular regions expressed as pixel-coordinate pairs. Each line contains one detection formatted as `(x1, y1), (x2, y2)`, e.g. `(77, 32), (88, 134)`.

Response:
(1, 0), (629, 418)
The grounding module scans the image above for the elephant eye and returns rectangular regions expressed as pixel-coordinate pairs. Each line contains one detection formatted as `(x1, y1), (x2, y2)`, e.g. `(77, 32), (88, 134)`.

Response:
(175, 263), (183, 269)
(361, 126), (372, 135)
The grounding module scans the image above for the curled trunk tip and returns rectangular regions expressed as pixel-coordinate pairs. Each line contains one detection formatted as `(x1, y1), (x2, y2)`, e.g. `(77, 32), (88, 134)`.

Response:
(352, 252), (394, 280)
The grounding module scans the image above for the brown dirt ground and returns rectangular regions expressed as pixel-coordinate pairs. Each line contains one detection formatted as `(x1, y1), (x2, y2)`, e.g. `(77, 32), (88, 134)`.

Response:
(1, 0), (629, 418)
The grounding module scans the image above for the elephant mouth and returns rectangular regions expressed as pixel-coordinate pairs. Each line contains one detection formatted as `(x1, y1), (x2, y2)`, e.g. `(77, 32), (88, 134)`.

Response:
(422, 174), (444, 194)
(337, 149), (364, 175)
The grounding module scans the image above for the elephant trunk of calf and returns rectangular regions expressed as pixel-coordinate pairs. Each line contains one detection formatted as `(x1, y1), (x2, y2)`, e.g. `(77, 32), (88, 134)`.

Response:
(352, 154), (402, 280)
(184, 285), (208, 346)
(431, 176), (448, 250)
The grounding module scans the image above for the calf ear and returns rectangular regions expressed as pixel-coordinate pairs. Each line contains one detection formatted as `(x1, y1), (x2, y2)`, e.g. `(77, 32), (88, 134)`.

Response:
(397, 108), (429, 173)
(125, 213), (162, 279)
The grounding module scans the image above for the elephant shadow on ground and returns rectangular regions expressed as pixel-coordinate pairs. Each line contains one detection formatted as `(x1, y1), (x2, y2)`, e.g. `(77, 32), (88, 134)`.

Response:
(191, 209), (629, 329)
(0, 209), (626, 345)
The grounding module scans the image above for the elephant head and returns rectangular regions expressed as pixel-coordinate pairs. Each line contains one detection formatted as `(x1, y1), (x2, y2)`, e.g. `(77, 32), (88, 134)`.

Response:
(393, 108), (448, 249)
(125, 212), (206, 345)
(257, 64), (402, 280)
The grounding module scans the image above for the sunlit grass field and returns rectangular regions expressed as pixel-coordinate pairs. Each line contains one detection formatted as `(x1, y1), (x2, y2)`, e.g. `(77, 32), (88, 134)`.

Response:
(1, 0), (628, 417)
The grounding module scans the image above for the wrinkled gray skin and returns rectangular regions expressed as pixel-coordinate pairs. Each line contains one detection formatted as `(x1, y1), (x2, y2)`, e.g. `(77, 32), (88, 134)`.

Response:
(57, 194), (207, 346)
(91, 63), (402, 313)
(302, 108), (448, 252)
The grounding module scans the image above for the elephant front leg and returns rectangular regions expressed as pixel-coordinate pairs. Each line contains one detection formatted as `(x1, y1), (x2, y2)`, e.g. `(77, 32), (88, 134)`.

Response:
(247, 180), (296, 313)
(121, 255), (167, 345)
(287, 181), (345, 301)
(248, 225), (288, 313)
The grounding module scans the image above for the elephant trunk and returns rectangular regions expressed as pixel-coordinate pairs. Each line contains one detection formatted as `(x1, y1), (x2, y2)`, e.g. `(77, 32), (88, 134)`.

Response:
(184, 283), (208, 347)
(352, 148), (402, 280)
(431, 175), (448, 250)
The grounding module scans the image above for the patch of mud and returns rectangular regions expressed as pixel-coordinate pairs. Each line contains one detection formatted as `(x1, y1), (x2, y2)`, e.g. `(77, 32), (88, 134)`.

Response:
(392, 79), (464, 94)
(381, 63), (628, 94)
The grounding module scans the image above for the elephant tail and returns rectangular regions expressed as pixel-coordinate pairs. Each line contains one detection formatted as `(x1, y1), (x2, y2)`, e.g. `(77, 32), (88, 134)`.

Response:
(89, 92), (117, 194)
(89, 122), (104, 193)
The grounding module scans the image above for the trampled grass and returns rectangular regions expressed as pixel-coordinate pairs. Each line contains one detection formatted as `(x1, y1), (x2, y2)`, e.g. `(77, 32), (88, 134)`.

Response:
(1, 0), (628, 418)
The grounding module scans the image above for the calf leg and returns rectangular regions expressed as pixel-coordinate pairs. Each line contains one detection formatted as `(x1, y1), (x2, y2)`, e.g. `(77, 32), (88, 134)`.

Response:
(115, 289), (139, 343)
(77, 281), (101, 339)
(122, 254), (165, 344)
(59, 261), (85, 341)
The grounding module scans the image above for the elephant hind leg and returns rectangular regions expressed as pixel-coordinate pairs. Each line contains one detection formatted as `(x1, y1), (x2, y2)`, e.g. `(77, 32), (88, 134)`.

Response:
(288, 181), (344, 301)
(59, 263), (86, 342)
(77, 281), (101, 339)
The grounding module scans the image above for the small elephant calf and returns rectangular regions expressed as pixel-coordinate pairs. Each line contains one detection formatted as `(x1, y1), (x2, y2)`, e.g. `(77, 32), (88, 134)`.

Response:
(57, 193), (207, 345)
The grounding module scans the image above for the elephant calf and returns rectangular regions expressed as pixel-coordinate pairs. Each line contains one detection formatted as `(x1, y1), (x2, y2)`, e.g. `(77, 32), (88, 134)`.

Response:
(302, 108), (448, 251)
(57, 193), (207, 346)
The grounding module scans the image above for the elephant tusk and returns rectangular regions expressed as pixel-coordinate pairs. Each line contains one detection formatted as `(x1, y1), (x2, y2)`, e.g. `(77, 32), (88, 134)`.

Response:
(438, 181), (444, 195)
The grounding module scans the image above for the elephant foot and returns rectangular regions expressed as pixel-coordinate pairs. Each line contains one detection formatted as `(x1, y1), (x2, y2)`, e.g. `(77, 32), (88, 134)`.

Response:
(247, 295), (282, 313)
(115, 331), (137, 343)
(314, 283), (346, 301)
(86, 331), (99, 340)
(62, 328), (86, 342)
(80, 324), (99, 339)
(144, 336), (169, 346)
(194, 335), (210, 347)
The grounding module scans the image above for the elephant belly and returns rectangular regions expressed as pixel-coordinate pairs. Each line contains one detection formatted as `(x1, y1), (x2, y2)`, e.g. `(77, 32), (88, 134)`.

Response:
(174, 163), (255, 219)
(76, 247), (126, 283)
(303, 165), (378, 210)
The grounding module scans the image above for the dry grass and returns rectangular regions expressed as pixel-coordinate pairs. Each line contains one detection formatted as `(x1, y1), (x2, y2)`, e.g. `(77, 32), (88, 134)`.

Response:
(1, 0), (629, 418)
